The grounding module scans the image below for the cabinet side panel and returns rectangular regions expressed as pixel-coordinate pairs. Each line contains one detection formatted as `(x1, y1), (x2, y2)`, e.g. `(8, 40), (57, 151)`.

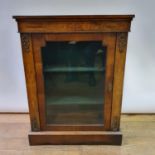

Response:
(31, 34), (46, 130)
(103, 33), (116, 130)
(111, 32), (128, 131)
(20, 33), (40, 131)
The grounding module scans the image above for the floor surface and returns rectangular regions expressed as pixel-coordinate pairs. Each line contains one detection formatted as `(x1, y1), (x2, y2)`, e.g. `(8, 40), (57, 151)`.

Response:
(0, 114), (155, 155)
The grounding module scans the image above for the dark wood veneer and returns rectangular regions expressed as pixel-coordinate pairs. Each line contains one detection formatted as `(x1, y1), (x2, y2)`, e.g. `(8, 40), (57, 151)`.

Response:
(14, 15), (134, 145)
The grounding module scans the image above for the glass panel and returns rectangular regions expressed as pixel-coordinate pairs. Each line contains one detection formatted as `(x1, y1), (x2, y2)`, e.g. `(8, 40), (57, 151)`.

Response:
(41, 41), (107, 125)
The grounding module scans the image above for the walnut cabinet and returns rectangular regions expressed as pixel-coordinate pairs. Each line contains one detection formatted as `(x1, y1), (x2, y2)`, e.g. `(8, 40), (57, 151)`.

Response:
(13, 15), (134, 145)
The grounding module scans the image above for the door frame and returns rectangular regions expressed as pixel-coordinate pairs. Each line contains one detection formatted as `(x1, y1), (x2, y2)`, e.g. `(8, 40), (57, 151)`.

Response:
(32, 33), (116, 131)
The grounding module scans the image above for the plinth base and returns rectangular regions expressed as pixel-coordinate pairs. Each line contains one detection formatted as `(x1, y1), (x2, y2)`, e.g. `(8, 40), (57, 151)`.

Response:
(29, 131), (122, 145)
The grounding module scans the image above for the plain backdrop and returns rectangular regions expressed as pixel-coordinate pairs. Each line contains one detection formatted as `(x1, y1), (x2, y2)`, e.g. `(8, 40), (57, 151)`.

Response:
(0, 0), (155, 113)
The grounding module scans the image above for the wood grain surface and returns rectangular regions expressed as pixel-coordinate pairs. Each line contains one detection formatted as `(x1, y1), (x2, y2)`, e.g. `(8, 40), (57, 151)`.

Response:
(0, 114), (155, 154)
(13, 15), (134, 33)
(14, 15), (135, 145)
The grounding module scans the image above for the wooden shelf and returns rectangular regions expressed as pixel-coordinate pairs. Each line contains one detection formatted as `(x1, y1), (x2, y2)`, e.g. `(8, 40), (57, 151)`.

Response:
(44, 66), (105, 72)
(46, 96), (103, 105)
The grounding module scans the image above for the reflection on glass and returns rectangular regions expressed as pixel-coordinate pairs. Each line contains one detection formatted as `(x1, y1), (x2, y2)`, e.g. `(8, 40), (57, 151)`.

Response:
(41, 41), (106, 124)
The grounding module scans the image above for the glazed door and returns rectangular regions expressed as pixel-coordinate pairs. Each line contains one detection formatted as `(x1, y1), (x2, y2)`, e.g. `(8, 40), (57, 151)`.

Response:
(32, 33), (116, 131)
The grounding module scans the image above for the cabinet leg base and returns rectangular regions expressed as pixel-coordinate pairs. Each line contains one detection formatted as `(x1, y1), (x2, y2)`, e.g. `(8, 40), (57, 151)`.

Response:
(29, 131), (122, 145)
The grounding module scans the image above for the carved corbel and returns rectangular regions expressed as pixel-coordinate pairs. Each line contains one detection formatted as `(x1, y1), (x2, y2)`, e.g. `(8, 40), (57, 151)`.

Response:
(118, 33), (127, 53)
(21, 33), (30, 52)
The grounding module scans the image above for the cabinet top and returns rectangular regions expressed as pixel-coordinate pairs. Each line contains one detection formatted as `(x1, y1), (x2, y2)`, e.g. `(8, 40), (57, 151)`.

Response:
(13, 15), (135, 33)
(13, 15), (134, 21)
